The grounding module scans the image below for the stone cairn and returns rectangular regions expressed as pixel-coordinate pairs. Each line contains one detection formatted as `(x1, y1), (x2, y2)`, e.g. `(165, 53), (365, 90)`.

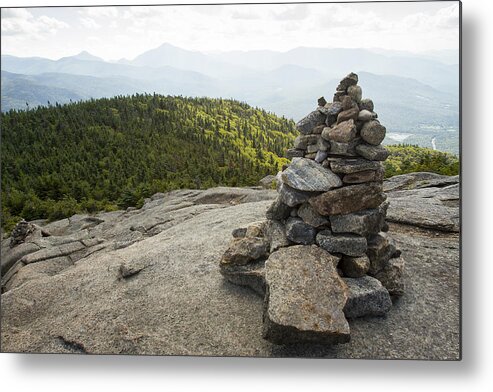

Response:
(219, 73), (405, 345)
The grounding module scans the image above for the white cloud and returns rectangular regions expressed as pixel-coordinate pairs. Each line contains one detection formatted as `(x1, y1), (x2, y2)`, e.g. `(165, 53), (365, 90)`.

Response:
(402, 4), (459, 32)
(122, 6), (158, 19)
(231, 9), (261, 20)
(435, 4), (460, 28)
(270, 4), (309, 21)
(1, 8), (68, 37)
(1, 3), (459, 61)
(79, 6), (119, 19)
(80, 17), (101, 30)
(1, 8), (32, 19)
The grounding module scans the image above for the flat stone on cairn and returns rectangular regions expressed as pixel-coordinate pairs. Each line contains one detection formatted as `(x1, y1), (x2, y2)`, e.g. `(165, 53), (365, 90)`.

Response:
(220, 72), (404, 346)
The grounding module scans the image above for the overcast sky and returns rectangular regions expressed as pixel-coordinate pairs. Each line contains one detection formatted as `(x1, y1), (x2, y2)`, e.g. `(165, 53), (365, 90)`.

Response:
(1, 1), (460, 61)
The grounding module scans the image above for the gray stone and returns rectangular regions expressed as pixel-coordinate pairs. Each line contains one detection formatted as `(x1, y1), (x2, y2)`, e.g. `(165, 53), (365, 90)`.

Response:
(266, 196), (292, 220)
(294, 134), (319, 150)
(286, 148), (305, 159)
(193, 187), (275, 205)
(21, 241), (86, 265)
(150, 193), (166, 201)
(359, 98), (374, 112)
(386, 197), (459, 232)
(385, 180), (459, 232)
(304, 153), (317, 159)
(330, 158), (383, 174)
(337, 107), (359, 124)
(4, 256), (73, 292)
(355, 143), (389, 161)
(383, 172), (459, 192)
(326, 115), (337, 127)
(343, 276), (392, 318)
(264, 220), (291, 253)
(318, 96), (327, 107)
(316, 230), (367, 257)
(297, 203), (330, 228)
(263, 245), (350, 345)
(347, 85), (362, 103)
(315, 150), (328, 163)
(343, 168), (385, 184)
(307, 144), (319, 154)
(281, 158), (342, 192)
(360, 120), (386, 146)
(279, 184), (319, 207)
(375, 256), (405, 296)
(325, 101), (343, 116)
(245, 221), (267, 238)
(0, 183), (459, 358)
(296, 110), (327, 135)
(316, 137), (330, 152)
(1, 242), (40, 275)
(333, 90), (345, 102)
(1, 260), (25, 292)
(322, 119), (357, 143)
(337, 72), (358, 90)
(309, 182), (386, 216)
(81, 238), (105, 248)
(366, 233), (398, 275)
(329, 139), (360, 157)
(9, 219), (37, 248)
(330, 202), (389, 237)
(341, 95), (353, 111)
(340, 255), (370, 278)
(259, 175), (277, 189)
(221, 237), (269, 266)
(118, 258), (151, 279)
(285, 217), (317, 245)
(312, 124), (325, 134)
(220, 259), (266, 296)
(357, 110), (377, 122)
(70, 242), (107, 263)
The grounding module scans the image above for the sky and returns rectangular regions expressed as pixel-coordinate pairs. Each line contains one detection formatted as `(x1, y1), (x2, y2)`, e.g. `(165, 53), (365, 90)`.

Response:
(1, 1), (460, 61)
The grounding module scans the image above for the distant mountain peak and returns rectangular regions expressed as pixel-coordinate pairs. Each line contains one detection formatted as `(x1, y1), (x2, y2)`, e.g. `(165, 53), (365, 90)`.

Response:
(60, 51), (103, 62)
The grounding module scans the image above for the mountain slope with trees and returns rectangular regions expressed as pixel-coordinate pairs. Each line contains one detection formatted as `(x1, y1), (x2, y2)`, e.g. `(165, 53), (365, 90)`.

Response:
(1, 95), (459, 232)
(1, 94), (296, 231)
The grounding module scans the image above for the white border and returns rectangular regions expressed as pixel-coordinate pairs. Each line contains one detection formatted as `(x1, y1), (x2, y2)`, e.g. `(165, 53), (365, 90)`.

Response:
(1, 0), (492, 391)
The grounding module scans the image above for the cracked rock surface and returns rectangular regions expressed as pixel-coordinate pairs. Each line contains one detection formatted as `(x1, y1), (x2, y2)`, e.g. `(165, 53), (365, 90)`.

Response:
(1, 177), (459, 359)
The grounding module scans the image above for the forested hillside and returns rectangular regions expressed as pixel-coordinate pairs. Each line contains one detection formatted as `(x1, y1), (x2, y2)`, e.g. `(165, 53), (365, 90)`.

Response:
(384, 145), (459, 177)
(1, 94), (296, 231)
(1, 95), (459, 233)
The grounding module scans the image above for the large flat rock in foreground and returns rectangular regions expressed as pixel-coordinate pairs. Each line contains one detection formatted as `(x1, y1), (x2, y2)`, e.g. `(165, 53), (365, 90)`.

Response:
(385, 172), (460, 232)
(1, 177), (460, 359)
(263, 245), (349, 345)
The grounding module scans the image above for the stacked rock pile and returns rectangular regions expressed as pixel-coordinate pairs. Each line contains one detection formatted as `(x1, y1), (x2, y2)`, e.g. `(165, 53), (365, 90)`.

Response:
(220, 73), (405, 345)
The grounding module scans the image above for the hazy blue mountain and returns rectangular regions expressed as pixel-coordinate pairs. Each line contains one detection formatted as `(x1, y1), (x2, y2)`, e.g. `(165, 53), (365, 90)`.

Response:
(59, 51), (104, 62)
(1, 69), (219, 111)
(1, 44), (459, 154)
(419, 49), (459, 65)
(1, 53), (215, 83)
(1, 66), (457, 132)
(367, 48), (459, 65)
(209, 47), (458, 93)
(3, 44), (458, 94)
(1, 71), (84, 111)
(130, 43), (256, 79)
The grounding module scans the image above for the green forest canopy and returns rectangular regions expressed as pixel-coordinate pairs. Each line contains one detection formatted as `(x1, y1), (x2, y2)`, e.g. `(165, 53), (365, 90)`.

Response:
(1, 94), (459, 232)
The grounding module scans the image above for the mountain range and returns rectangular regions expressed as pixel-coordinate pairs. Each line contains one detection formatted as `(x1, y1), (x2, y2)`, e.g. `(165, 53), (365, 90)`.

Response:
(1, 43), (459, 152)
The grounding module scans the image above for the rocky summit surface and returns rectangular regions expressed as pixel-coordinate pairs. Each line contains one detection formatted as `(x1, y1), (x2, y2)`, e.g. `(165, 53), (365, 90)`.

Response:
(0, 173), (459, 359)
